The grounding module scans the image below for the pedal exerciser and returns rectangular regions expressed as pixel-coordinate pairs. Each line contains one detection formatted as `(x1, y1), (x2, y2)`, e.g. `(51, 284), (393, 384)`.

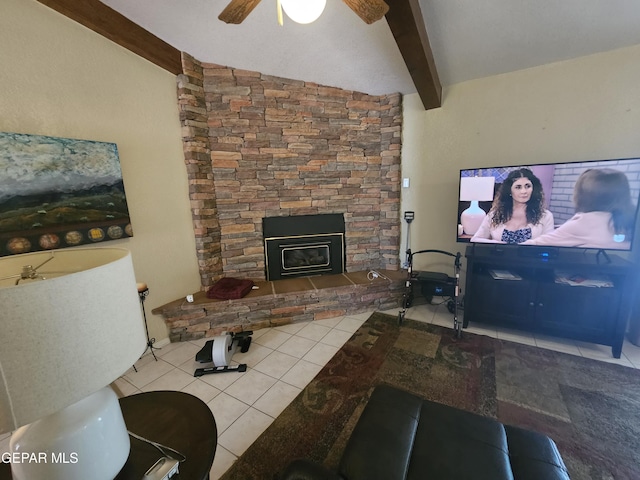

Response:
(193, 331), (252, 376)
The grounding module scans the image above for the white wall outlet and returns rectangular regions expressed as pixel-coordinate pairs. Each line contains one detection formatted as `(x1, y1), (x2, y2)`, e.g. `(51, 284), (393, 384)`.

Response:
(402, 178), (410, 188)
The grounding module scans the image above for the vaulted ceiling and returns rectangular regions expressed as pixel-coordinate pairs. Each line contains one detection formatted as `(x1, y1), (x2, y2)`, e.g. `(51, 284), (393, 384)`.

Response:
(37, 0), (640, 110)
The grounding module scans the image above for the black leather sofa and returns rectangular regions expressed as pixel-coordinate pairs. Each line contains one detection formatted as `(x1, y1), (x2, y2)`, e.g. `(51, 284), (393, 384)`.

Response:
(282, 384), (570, 480)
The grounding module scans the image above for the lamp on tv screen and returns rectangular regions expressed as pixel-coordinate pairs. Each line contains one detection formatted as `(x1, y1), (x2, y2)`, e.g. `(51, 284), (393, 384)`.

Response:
(459, 176), (496, 235)
(457, 158), (640, 251)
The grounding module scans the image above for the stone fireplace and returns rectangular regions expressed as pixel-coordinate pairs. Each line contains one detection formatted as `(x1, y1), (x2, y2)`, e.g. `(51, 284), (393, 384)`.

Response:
(177, 53), (403, 288)
(153, 54), (405, 341)
(263, 213), (345, 280)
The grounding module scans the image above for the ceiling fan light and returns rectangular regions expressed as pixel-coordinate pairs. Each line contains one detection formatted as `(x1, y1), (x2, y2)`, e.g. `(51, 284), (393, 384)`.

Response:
(280, 0), (326, 24)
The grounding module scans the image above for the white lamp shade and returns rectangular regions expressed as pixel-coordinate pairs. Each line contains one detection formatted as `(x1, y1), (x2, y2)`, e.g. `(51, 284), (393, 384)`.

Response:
(459, 176), (496, 202)
(280, 0), (327, 24)
(0, 248), (146, 434)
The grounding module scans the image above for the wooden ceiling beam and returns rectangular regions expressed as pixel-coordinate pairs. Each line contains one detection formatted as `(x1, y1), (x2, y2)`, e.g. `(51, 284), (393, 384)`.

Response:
(35, 0), (440, 108)
(385, 0), (442, 110)
(36, 0), (182, 75)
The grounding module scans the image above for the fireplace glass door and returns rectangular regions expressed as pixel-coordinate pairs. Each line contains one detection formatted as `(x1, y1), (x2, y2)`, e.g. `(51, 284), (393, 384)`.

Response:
(282, 242), (331, 274)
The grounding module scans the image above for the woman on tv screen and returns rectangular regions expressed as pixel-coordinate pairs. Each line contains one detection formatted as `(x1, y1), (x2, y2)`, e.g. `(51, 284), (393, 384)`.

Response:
(522, 168), (634, 249)
(471, 168), (554, 244)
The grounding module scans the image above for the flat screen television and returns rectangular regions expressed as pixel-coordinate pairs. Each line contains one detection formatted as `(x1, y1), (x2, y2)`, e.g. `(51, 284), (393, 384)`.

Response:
(457, 157), (640, 251)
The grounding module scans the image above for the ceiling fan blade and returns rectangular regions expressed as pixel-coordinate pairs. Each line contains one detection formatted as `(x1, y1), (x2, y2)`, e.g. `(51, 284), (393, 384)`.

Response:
(342, 0), (389, 24)
(218, 0), (263, 24)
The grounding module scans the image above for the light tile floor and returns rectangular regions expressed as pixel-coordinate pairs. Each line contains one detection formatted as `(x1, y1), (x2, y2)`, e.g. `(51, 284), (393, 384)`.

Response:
(2, 304), (640, 479)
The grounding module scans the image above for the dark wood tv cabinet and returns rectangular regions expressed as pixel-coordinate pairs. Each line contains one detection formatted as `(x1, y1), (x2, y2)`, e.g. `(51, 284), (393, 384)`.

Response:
(464, 245), (637, 358)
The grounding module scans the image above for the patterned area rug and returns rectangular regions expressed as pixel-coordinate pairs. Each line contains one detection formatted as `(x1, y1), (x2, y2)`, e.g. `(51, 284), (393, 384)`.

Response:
(221, 312), (640, 480)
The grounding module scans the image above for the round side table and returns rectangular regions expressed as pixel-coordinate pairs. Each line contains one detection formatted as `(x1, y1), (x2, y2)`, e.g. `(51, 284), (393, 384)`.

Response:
(0, 390), (217, 480)
(116, 390), (217, 480)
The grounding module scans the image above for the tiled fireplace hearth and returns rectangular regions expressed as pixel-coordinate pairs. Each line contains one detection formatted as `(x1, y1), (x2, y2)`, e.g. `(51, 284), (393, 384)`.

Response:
(154, 271), (405, 342)
(154, 53), (404, 341)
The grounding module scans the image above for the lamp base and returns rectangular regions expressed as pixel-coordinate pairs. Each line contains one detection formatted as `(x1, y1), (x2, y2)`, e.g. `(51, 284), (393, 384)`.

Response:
(10, 386), (130, 480)
(460, 201), (487, 235)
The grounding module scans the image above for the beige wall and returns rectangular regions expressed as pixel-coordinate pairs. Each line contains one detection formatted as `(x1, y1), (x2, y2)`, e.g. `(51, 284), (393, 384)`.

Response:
(1, 0), (200, 343)
(5, 0), (640, 343)
(401, 44), (640, 273)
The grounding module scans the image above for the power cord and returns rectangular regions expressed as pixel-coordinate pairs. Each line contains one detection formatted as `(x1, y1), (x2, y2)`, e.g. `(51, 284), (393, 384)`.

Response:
(128, 430), (187, 463)
(367, 270), (389, 281)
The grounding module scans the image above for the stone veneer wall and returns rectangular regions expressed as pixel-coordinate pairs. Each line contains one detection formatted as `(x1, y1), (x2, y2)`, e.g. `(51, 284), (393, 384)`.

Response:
(177, 53), (403, 287)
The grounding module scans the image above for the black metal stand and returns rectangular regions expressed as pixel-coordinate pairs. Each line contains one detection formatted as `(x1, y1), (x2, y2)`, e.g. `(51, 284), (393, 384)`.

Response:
(398, 249), (463, 338)
(133, 285), (158, 372)
(403, 211), (415, 269)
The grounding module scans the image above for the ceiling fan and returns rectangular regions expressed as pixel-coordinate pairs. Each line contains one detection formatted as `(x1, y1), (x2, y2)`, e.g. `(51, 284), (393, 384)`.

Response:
(219, 0), (390, 25)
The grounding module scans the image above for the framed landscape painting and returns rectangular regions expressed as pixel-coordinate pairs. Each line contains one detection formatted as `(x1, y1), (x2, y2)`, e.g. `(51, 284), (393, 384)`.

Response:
(0, 132), (133, 257)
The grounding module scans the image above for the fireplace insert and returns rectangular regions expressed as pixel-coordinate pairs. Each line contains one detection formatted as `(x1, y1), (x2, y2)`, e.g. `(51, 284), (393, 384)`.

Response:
(263, 214), (345, 281)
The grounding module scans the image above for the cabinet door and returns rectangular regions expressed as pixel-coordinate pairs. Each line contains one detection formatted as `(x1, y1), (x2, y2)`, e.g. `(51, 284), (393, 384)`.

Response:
(470, 276), (534, 326)
(535, 284), (620, 343)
